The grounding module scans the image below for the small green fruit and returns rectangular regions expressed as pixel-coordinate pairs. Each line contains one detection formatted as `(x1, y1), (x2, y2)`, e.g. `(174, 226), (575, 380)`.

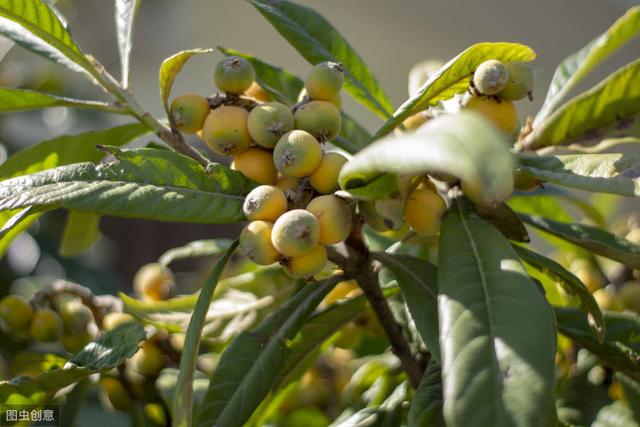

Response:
(0, 295), (33, 332)
(282, 244), (328, 278)
(498, 62), (534, 101)
(60, 300), (94, 335)
(247, 102), (294, 149)
(619, 282), (640, 312)
(298, 87), (341, 108)
(240, 220), (281, 266)
(271, 209), (320, 257)
(305, 61), (344, 101)
(30, 308), (63, 342)
(243, 185), (288, 222)
(294, 101), (342, 142)
(61, 330), (94, 353)
(473, 59), (509, 95)
(273, 130), (323, 177)
(133, 263), (175, 301)
(231, 148), (278, 185)
(214, 56), (255, 94)
(100, 376), (133, 412)
(306, 195), (353, 244)
(169, 94), (210, 133)
(102, 312), (135, 332)
(309, 152), (348, 194)
(131, 341), (165, 376)
(202, 106), (252, 156)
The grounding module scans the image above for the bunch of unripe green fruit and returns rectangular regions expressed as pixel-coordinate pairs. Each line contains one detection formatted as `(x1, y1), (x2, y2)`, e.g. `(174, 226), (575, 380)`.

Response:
(169, 57), (352, 278)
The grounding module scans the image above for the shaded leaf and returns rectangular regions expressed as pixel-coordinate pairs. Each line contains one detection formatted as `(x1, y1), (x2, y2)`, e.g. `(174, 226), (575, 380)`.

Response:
(174, 240), (238, 427)
(158, 238), (233, 266)
(160, 48), (213, 116)
(535, 6), (640, 126)
(408, 359), (445, 427)
(0, 148), (254, 224)
(0, 87), (126, 113)
(58, 210), (101, 257)
(248, 0), (394, 119)
(520, 214), (640, 268)
(115, 0), (141, 88)
(374, 42), (536, 138)
(157, 368), (209, 419)
(335, 111), (372, 154)
(513, 244), (604, 339)
(477, 202), (529, 242)
(438, 201), (556, 427)
(526, 59), (640, 148)
(617, 373), (640, 421)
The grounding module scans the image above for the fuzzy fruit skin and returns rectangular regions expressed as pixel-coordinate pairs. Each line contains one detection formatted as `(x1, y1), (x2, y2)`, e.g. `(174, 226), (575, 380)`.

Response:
(30, 308), (63, 342)
(242, 185), (288, 222)
(271, 209), (320, 257)
(273, 130), (323, 177)
(239, 221), (280, 265)
(59, 300), (94, 335)
(294, 101), (342, 142)
(404, 184), (447, 235)
(247, 102), (295, 149)
(305, 61), (344, 101)
(276, 176), (301, 198)
(131, 341), (165, 376)
(133, 263), (175, 301)
(309, 152), (348, 194)
(282, 244), (327, 278)
(244, 81), (272, 102)
(463, 95), (518, 135)
(306, 195), (353, 244)
(202, 106), (252, 156)
(619, 282), (640, 312)
(214, 56), (255, 94)
(100, 376), (133, 412)
(231, 148), (278, 185)
(61, 331), (94, 353)
(102, 312), (135, 331)
(0, 295), (33, 332)
(473, 59), (509, 95)
(298, 87), (342, 108)
(169, 94), (210, 134)
(498, 62), (534, 101)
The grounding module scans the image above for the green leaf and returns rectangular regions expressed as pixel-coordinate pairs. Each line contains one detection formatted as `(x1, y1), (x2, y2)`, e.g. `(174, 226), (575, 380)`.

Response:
(343, 173), (398, 200)
(408, 359), (445, 427)
(555, 307), (640, 381)
(513, 244), (604, 340)
(520, 214), (640, 268)
(158, 238), (233, 266)
(438, 201), (557, 427)
(535, 6), (640, 126)
(157, 368), (209, 419)
(517, 152), (640, 197)
(115, 0), (141, 89)
(526, 59), (640, 148)
(372, 252), (440, 362)
(218, 47), (303, 106)
(374, 42), (536, 138)
(476, 203), (530, 242)
(0, 123), (149, 256)
(335, 112), (372, 154)
(160, 48), (213, 117)
(0, 322), (145, 403)
(340, 113), (514, 206)
(174, 240), (238, 427)
(248, 0), (394, 119)
(0, 0), (94, 76)
(58, 210), (101, 257)
(195, 277), (340, 427)
(0, 147), (254, 224)
(0, 87), (126, 113)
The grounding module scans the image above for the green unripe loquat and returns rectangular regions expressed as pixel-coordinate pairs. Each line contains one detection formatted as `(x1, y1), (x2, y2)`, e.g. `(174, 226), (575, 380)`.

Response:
(59, 300), (94, 335)
(306, 195), (353, 244)
(593, 289), (621, 312)
(473, 59), (509, 95)
(282, 244), (328, 278)
(202, 106), (252, 156)
(243, 185), (288, 222)
(294, 101), (342, 142)
(271, 209), (320, 257)
(61, 330), (94, 353)
(244, 81), (272, 102)
(130, 341), (165, 376)
(309, 152), (348, 194)
(247, 102), (295, 149)
(403, 184), (447, 235)
(239, 220), (281, 265)
(298, 87), (341, 108)
(133, 263), (175, 301)
(100, 376), (133, 412)
(619, 282), (640, 312)
(463, 95), (519, 135)
(214, 56), (255, 94)
(273, 130), (323, 177)
(231, 148), (278, 185)
(305, 61), (344, 101)
(498, 62), (534, 101)
(0, 295), (33, 332)
(169, 94), (210, 134)
(30, 308), (63, 342)
(102, 312), (135, 332)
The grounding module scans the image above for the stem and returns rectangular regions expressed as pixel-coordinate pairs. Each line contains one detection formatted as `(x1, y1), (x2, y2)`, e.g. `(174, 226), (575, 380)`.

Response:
(86, 56), (212, 169)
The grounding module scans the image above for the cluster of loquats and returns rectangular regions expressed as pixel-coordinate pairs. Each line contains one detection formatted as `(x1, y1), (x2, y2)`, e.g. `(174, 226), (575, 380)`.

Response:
(169, 56), (352, 279)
